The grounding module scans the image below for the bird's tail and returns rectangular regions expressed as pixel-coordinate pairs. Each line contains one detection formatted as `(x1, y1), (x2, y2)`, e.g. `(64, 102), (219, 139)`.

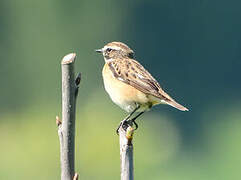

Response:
(162, 99), (189, 111)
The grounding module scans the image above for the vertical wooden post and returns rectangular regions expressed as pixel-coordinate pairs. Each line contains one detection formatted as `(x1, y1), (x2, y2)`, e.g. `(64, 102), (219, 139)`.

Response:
(119, 126), (134, 180)
(57, 53), (80, 180)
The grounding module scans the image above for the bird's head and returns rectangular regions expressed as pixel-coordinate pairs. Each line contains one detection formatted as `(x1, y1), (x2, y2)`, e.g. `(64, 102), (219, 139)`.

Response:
(96, 42), (134, 61)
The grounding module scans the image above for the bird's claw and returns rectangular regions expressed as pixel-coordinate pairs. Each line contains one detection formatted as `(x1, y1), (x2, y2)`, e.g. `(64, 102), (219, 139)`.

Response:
(132, 119), (138, 130)
(116, 119), (127, 135)
(116, 119), (138, 135)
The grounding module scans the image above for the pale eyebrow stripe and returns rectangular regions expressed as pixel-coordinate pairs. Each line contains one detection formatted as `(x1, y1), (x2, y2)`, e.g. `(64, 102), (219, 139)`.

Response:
(104, 46), (121, 51)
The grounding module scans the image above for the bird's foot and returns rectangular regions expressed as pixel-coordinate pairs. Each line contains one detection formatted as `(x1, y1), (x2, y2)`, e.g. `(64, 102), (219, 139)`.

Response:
(116, 119), (128, 135)
(116, 119), (138, 135)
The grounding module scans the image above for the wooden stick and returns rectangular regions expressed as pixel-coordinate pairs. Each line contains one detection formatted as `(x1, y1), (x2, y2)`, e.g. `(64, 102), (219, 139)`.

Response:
(57, 53), (80, 180)
(119, 126), (134, 180)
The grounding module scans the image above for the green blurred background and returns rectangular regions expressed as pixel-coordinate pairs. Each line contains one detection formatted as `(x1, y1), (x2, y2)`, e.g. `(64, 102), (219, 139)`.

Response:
(1, 0), (241, 179)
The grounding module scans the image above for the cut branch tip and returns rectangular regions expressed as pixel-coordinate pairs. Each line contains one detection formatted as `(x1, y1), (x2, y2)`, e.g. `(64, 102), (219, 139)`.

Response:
(61, 53), (76, 65)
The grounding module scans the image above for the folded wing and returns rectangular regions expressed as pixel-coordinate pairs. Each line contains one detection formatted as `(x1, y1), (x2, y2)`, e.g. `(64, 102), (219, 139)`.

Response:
(108, 58), (188, 111)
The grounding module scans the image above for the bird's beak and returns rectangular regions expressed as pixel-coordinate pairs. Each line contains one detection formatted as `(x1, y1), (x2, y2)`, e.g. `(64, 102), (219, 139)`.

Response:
(95, 49), (103, 53)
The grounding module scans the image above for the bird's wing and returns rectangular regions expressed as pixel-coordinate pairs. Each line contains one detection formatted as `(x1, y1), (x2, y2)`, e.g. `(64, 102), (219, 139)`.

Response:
(108, 58), (174, 101)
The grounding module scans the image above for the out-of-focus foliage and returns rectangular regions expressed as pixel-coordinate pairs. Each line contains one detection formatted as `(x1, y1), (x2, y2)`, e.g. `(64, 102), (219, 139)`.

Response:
(0, 0), (241, 179)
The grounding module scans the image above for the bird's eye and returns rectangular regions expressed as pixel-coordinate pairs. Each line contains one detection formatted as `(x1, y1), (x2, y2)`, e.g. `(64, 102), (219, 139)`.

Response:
(106, 48), (112, 52)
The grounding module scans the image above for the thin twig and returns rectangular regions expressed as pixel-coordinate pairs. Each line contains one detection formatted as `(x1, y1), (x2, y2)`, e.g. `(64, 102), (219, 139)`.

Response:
(57, 53), (80, 180)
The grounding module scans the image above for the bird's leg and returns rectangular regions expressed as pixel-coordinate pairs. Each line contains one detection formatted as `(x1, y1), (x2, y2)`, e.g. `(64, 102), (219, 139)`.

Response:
(129, 111), (145, 130)
(116, 105), (140, 134)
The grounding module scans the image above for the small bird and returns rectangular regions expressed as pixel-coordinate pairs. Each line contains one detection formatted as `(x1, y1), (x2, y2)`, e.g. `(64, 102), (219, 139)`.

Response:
(96, 42), (188, 132)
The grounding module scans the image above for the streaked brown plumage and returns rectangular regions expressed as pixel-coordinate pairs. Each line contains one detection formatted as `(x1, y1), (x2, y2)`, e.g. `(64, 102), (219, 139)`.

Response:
(96, 42), (188, 130)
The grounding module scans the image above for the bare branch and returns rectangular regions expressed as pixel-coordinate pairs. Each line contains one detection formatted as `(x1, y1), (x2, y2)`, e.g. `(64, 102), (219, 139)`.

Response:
(57, 53), (80, 180)
(119, 126), (134, 180)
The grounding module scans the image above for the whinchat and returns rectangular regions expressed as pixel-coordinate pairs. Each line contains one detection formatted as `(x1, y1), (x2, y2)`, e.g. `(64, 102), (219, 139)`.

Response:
(96, 42), (188, 132)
